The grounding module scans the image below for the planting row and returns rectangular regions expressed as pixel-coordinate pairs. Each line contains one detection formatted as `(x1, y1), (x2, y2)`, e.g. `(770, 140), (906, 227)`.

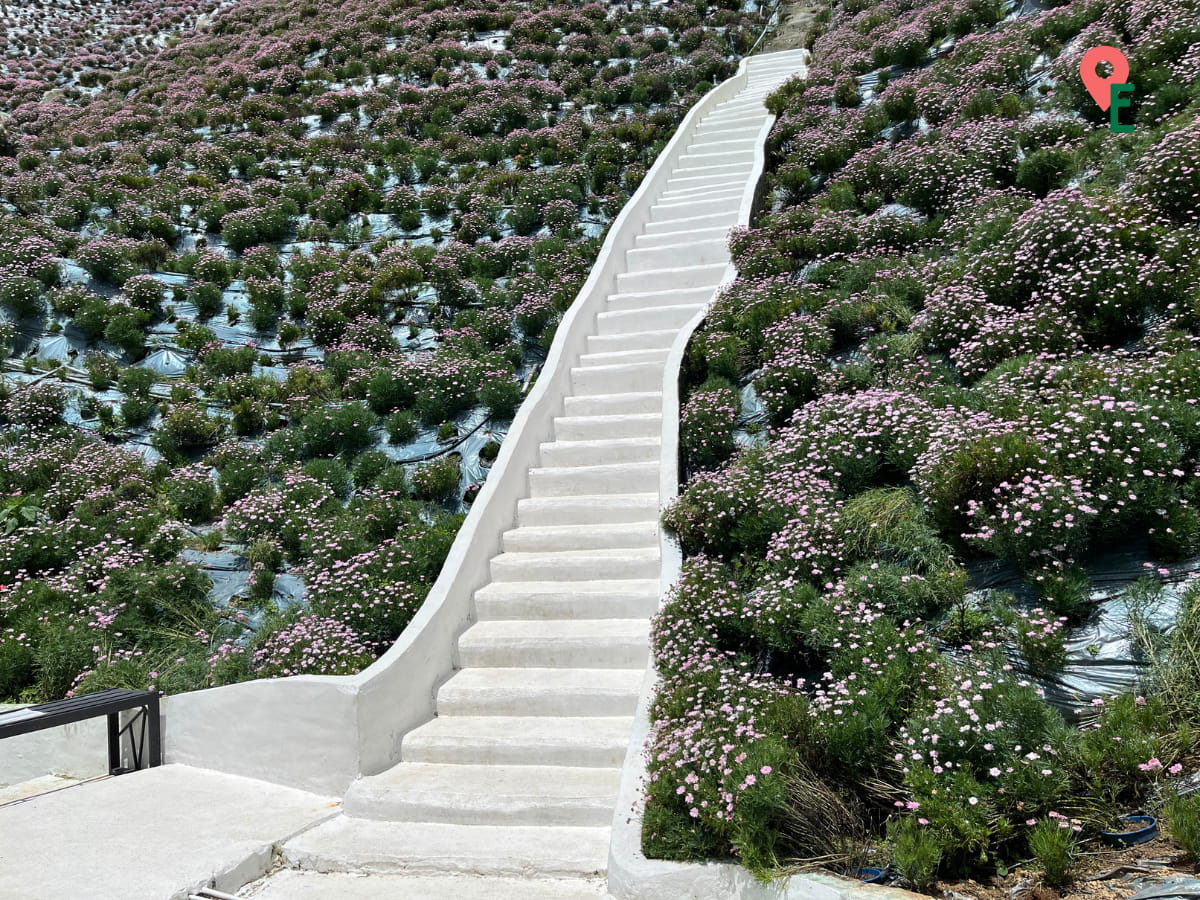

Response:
(0, 0), (772, 702)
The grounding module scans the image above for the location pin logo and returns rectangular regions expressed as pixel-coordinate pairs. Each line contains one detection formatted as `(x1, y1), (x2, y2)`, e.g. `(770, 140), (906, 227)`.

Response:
(1079, 46), (1130, 111)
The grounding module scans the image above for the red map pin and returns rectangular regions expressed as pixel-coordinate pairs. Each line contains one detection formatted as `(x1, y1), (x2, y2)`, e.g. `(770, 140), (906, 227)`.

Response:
(1080, 46), (1130, 111)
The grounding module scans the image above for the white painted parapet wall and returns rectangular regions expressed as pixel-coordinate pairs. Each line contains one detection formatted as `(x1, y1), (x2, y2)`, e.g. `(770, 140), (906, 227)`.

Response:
(158, 50), (810, 797)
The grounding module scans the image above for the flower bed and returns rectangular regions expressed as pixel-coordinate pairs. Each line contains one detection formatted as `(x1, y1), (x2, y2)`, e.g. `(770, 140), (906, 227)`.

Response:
(0, 0), (771, 701)
(650, 0), (1200, 889)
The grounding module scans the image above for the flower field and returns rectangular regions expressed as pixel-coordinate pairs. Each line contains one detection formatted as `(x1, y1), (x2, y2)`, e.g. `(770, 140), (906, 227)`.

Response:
(0, 0), (771, 701)
(650, 0), (1200, 887)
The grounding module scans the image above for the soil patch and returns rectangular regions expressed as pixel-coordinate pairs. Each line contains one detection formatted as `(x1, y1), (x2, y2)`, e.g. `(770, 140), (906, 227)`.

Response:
(763, 0), (821, 53)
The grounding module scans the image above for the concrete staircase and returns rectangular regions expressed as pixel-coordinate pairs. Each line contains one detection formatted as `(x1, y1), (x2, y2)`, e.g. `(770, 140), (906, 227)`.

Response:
(241, 52), (807, 898)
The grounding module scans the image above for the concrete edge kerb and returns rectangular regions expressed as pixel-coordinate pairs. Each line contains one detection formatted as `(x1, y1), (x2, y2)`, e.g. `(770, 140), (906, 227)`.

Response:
(153, 52), (768, 796)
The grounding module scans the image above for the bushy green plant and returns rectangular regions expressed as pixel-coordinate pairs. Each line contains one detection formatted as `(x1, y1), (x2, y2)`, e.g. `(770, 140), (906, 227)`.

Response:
(301, 402), (377, 457)
(303, 457), (353, 499)
(1164, 790), (1200, 860)
(410, 455), (460, 502)
(888, 818), (940, 893)
(386, 410), (419, 445)
(1027, 817), (1078, 886)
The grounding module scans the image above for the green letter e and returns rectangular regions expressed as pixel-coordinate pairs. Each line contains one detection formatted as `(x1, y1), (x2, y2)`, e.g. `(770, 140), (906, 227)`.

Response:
(1110, 83), (1135, 133)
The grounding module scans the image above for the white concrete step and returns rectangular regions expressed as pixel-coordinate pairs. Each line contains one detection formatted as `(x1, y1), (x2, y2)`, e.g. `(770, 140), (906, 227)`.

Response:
(597, 304), (706, 335)
(569, 361), (664, 396)
(552, 412), (662, 441)
(343, 761), (622, 825)
(605, 286), (712, 312)
(643, 210), (733, 233)
(281, 816), (611, 880)
(670, 162), (753, 180)
(699, 113), (763, 128)
(668, 167), (752, 187)
(625, 242), (727, 274)
(623, 236), (725, 268)
(578, 348), (671, 367)
(516, 491), (658, 528)
(679, 148), (755, 163)
(647, 195), (740, 223)
(691, 125), (758, 142)
(502, 520), (659, 553)
(401, 715), (632, 767)
(660, 182), (745, 201)
(614, 261), (725, 292)
(458, 618), (652, 669)
(681, 137), (758, 155)
(437, 668), (644, 717)
(239, 869), (610, 900)
(489, 546), (660, 580)
(562, 389), (663, 414)
(586, 329), (678, 353)
(474, 578), (660, 619)
(634, 225), (728, 248)
(539, 436), (660, 467)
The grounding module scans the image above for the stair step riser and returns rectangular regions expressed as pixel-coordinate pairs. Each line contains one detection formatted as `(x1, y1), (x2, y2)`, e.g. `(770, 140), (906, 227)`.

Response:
(615, 263), (724, 293)
(402, 737), (628, 769)
(647, 197), (740, 224)
(605, 289), (711, 312)
(502, 523), (658, 553)
(475, 591), (659, 620)
(538, 442), (659, 469)
(668, 165), (753, 183)
(344, 792), (616, 827)
(562, 390), (664, 413)
(569, 362), (663, 396)
(283, 822), (611, 879)
(625, 241), (727, 273)
(552, 415), (662, 441)
(596, 305), (704, 335)
(634, 227), (728, 249)
(489, 553), (659, 581)
(578, 349), (671, 367)
(659, 184), (744, 201)
(457, 640), (650, 670)
(643, 211), (733, 234)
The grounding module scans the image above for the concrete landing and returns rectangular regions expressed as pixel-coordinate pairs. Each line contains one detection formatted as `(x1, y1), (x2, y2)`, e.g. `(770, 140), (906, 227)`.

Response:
(239, 869), (611, 899)
(0, 764), (336, 900)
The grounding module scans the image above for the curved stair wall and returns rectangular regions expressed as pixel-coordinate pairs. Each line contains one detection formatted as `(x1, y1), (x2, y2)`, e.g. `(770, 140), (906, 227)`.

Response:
(158, 50), (804, 796)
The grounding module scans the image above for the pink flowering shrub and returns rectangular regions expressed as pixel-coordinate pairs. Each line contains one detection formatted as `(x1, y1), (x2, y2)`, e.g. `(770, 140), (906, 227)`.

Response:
(658, 0), (1200, 881)
(251, 615), (375, 678)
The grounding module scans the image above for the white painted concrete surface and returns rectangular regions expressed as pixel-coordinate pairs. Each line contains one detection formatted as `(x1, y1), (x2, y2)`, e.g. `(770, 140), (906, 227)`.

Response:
(0, 765), (335, 900)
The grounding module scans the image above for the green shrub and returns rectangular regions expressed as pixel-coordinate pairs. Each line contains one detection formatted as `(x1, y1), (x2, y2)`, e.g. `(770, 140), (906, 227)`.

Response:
(411, 455), (460, 502)
(888, 818), (940, 893)
(386, 410), (419, 445)
(151, 405), (224, 461)
(1027, 817), (1078, 886)
(1164, 790), (1200, 861)
(303, 457), (354, 499)
(302, 402), (377, 457)
(166, 466), (217, 524)
(481, 376), (522, 419)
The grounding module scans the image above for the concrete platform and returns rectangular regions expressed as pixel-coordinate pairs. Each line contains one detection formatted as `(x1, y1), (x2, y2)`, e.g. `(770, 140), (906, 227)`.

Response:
(0, 764), (336, 900)
(239, 869), (611, 899)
